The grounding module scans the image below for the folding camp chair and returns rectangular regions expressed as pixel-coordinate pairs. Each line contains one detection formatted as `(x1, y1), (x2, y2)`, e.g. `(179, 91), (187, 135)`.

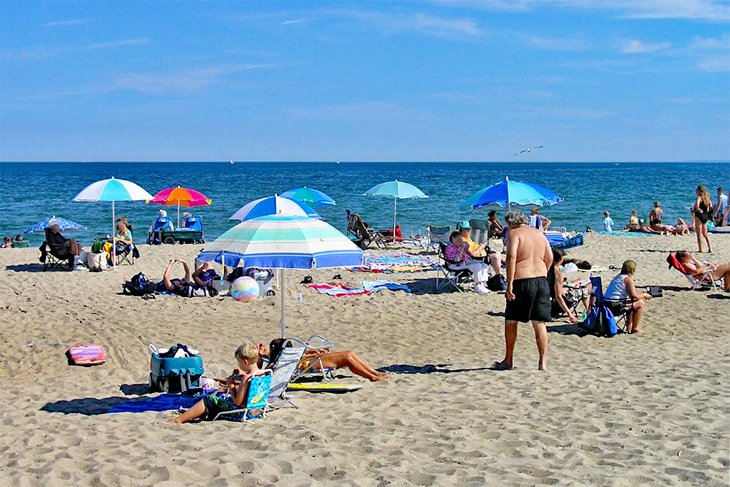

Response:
(590, 275), (632, 334)
(426, 225), (451, 254)
(346, 211), (389, 250)
(435, 242), (472, 293)
(666, 252), (720, 290)
(267, 338), (307, 409)
(468, 219), (489, 245)
(115, 243), (138, 266)
(39, 229), (74, 271)
(214, 369), (273, 422)
(291, 334), (336, 382)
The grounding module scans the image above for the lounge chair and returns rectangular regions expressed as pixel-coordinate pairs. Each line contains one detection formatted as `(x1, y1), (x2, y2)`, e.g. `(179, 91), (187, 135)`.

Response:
(39, 228), (74, 271)
(147, 216), (173, 245)
(291, 334), (337, 382)
(435, 242), (472, 293)
(267, 338), (307, 409)
(346, 211), (389, 250)
(666, 252), (720, 290)
(213, 369), (273, 422)
(426, 225), (451, 254)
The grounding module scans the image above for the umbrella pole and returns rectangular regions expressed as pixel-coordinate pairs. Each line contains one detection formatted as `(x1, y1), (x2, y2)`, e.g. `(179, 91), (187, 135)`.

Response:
(393, 198), (397, 238)
(111, 201), (116, 269)
(177, 200), (181, 228)
(279, 269), (286, 338)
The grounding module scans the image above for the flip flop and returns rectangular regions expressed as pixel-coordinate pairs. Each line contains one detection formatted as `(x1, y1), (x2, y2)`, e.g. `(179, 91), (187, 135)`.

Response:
(300, 276), (313, 284)
(332, 273), (342, 280)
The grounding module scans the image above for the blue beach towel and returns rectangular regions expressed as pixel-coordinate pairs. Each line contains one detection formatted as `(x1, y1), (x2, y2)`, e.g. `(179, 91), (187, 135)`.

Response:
(109, 390), (213, 414)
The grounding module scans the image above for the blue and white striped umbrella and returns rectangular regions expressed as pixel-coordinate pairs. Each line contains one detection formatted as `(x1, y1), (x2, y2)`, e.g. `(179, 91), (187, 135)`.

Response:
(73, 177), (153, 268)
(229, 195), (320, 222)
(197, 214), (363, 337)
(24, 216), (87, 234)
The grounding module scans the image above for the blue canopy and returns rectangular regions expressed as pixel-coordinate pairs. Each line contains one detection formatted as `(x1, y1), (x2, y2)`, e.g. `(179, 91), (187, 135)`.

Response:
(462, 177), (563, 210)
(280, 187), (336, 207)
(24, 216), (87, 234)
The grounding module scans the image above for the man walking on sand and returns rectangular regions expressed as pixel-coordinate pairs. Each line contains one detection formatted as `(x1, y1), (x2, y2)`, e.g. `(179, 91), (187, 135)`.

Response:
(494, 210), (553, 371)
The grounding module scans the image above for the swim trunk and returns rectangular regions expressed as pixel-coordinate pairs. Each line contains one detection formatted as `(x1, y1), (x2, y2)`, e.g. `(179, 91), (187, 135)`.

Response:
(505, 277), (552, 323)
(203, 393), (240, 420)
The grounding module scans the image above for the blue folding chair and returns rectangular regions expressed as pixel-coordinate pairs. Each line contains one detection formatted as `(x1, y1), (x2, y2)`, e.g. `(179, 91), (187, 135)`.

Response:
(214, 369), (273, 422)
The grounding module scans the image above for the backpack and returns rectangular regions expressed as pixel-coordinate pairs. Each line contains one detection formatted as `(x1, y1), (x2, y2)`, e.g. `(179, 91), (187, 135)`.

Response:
(580, 304), (618, 337)
(486, 274), (508, 292)
(123, 272), (156, 296)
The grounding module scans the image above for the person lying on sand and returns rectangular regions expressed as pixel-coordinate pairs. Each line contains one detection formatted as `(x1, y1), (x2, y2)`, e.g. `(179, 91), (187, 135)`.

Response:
(623, 210), (664, 234)
(260, 339), (388, 382)
(672, 218), (691, 236)
(676, 250), (730, 292)
(169, 343), (260, 425)
(156, 259), (218, 297)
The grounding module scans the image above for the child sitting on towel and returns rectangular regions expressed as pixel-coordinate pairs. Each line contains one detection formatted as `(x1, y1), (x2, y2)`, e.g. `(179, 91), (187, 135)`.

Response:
(168, 342), (260, 424)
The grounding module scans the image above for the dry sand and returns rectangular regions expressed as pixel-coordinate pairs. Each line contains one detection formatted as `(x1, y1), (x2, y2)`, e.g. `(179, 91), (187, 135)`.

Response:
(0, 233), (728, 486)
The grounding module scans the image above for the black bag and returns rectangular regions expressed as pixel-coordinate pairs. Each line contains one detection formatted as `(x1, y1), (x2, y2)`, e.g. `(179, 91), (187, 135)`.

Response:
(487, 274), (508, 292)
(646, 286), (663, 298)
(123, 272), (156, 296)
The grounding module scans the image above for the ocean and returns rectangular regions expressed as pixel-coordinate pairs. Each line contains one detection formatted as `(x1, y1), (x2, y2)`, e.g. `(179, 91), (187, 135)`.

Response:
(1, 161), (728, 245)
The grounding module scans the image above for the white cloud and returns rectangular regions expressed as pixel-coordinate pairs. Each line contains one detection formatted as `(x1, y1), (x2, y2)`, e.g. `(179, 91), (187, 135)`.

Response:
(0, 38), (149, 61)
(281, 18), (314, 26)
(526, 35), (590, 51)
(40, 19), (91, 27)
(691, 33), (730, 49)
(622, 39), (672, 53)
(83, 39), (150, 50)
(698, 56), (730, 71)
(332, 10), (481, 38)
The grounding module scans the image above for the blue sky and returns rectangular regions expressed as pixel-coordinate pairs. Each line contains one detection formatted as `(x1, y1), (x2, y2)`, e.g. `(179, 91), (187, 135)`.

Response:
(1, 0), (729, 162)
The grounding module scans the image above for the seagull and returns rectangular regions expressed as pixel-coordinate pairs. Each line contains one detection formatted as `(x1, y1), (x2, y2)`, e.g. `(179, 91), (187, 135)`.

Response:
(513, 145), (544, 156)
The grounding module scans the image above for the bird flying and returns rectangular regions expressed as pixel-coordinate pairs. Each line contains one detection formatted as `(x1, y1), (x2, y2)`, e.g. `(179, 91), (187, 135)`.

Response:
(513, 145), (544, 156)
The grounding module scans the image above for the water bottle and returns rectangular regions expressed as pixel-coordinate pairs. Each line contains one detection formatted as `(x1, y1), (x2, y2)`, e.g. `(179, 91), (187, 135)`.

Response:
(297, 293), (303, 303)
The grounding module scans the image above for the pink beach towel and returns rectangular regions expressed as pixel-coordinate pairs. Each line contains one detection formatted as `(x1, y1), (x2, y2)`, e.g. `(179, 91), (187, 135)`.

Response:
(67, 344), (107, 366)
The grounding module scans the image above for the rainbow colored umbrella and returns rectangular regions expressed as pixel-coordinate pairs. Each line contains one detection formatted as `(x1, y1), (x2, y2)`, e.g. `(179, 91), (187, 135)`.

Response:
(148, 186), (212, 227)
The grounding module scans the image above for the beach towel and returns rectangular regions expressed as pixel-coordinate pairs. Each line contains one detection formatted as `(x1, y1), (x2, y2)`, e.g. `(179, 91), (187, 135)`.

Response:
(347, 252), (439, 273)
(109, 390), (213, 414)
(66, 344), (106, 366)
(308, 280), (411, 297)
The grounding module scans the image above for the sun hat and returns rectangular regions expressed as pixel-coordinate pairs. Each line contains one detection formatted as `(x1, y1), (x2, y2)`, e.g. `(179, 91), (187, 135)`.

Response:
(457, 221), (471, 230)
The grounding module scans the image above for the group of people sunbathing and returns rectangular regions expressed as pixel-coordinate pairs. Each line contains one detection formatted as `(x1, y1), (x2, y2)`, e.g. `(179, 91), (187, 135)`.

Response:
(169, 339), (387, 425)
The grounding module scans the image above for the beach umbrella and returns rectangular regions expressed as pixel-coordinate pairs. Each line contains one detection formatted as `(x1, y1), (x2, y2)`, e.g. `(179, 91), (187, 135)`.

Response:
(196, 215), (363, 337)
(73, 177), (153, 268)
(229, 195), (320, 222)
(147, 186), (212, 227)
(24, 216), (87, 234)
(462, 177), (563, 211)
(280, 187), (336, 207)
(363, 180), (428, 236)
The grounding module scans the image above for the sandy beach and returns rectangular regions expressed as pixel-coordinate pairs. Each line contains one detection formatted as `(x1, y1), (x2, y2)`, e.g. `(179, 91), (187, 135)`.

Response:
(0, 233), (728, 486)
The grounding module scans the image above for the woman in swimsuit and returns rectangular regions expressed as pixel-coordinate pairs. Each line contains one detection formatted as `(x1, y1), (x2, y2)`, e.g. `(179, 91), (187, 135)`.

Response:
(672, 218), (691, 236)
(692, 185), (713, 253)
(624, 210), (662, 234)
(676, 250), (730, 292)
(648, 202), (672, 233)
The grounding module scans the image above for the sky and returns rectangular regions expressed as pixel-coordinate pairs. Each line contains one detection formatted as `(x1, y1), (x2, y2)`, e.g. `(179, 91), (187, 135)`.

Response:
(0, 0), (729, 162)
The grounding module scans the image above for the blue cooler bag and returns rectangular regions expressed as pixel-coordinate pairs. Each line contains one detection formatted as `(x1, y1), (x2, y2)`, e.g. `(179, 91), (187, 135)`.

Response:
(149, 344), (204, 393)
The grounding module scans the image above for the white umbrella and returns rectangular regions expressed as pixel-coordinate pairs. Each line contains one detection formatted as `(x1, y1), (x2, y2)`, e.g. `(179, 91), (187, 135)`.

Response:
(73, 177), (153, 268)
(197, 215), (363, 337)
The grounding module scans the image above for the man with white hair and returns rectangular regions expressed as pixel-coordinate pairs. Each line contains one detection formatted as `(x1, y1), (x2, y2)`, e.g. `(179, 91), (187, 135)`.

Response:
(495, 210), (553, 371)
(148, 209), (174, 244)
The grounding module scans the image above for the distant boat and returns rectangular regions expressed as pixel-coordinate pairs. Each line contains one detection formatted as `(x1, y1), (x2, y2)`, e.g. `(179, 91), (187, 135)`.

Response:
(336, 161), (341, 164)
(230, 160), (234, 164)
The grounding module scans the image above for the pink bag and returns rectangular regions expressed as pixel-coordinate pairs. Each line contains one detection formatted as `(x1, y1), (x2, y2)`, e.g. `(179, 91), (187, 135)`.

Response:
(67, 344), (107, 366)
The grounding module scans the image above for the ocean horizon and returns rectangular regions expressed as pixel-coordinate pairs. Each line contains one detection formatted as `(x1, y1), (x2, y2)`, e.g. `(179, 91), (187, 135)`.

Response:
(2, 161), (728, 244)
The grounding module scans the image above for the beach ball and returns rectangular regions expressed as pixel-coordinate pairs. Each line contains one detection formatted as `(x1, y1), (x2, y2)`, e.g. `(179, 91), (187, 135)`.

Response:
(230, 276), (259, 302)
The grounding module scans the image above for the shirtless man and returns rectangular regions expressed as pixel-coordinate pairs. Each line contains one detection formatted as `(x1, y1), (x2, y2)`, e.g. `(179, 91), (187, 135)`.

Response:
(495, 210), (553, 371)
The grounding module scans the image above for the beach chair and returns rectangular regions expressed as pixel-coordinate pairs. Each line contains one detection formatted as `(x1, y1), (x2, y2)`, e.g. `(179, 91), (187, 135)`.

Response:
(426, 225), (451, 254)
(214, 369), (273, 422)
(147, 216), (173, 245)
(435, 242), (472, 293)
(39, 228), (73, 271)
(468, 219), (489, 245)
(589, 276), (631, 335)
(292, 334), (337, 382)
(347, 212), (388, 250)
(267, 338), (307, 409)
(115, 243), (138, 266)
(666, 252), (720, 290)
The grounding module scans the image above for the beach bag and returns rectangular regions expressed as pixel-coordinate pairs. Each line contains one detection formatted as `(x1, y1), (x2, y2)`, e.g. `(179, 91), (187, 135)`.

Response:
(87, 251), (107, 270)
(486, 274), (507, 292)
(67, 344), (107, 366)
(123, 272), (156, 296)
(600, 305), (619, 337)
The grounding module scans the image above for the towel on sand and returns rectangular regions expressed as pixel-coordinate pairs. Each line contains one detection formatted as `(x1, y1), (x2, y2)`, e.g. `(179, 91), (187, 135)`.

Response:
(348, 252), (438, 273)
(308, 280), (411, 297)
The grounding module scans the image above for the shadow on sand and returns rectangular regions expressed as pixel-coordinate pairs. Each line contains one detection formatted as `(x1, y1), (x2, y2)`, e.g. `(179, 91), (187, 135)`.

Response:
(379, 364), (492, 375)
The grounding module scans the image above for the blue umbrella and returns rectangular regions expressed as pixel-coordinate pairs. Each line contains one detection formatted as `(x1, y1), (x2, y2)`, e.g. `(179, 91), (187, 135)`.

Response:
(280, 187), (336, 207)
(24, 216), (87, 234)
(363, 180), (428, 236)
(229, 195), (320, 222)
(462, 177), (563, 211)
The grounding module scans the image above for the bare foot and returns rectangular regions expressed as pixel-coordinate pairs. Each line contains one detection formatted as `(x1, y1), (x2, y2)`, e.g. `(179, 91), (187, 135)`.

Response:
(538, 363), (548, 372)
(492, 361), (513, 371)
(372, 373), (390, 382)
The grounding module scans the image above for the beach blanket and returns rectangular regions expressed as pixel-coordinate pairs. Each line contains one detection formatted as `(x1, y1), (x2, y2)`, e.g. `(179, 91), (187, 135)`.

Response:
(109, 390), (212, 414)
(308, 280), (411, 297)
(347, 252), (439, 273)
(598, 231), (657, 237)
